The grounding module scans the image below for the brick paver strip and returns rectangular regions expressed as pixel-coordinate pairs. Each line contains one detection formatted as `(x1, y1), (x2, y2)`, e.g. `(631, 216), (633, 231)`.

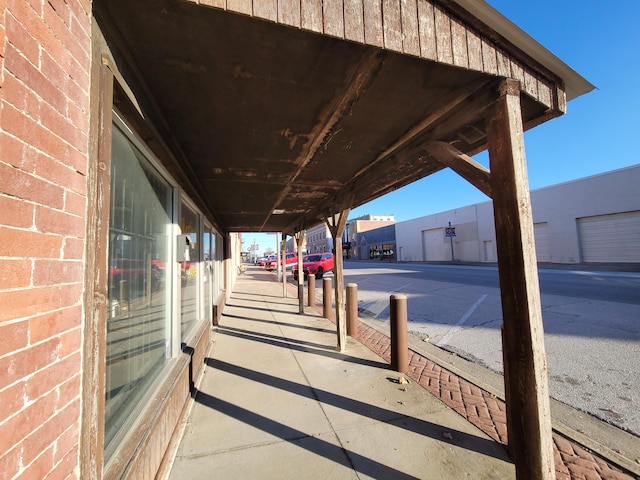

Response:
(285, 279), (636, 480)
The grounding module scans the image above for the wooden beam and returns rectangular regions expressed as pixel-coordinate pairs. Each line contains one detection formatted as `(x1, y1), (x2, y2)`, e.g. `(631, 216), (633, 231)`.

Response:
(81, 59), (113, 480)
(325, 209), (350, 351)
(425, 141), (492, 197)
(281, 234), (288, 299)
(351, 78), (492, 182)
(294, 79), (500, 233)
(260, 49), (384, 232)
(295, 231), (305, 313)
(486, 79), (555, 480)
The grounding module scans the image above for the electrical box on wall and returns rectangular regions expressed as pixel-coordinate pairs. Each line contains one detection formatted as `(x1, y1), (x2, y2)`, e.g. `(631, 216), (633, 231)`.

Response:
(177, 234), (191, 262)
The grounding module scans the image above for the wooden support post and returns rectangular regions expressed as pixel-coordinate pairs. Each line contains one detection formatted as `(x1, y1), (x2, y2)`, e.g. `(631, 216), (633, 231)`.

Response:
(281, 234), (287, 299)
(326, 208), (350, 351)
(295, 231), (305, 313)
(486, 79), (555, 480)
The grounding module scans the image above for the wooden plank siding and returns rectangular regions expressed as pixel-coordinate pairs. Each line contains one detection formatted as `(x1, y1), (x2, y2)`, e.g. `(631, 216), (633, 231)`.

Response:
(417, 1), (437, 60)
(400, 0), (420, 57)
(451, 15), (469, 68)
(466, 29), (483, 71)
(434, 4), (453, 64)
(344, 0), (365, 43)
(253, 0), (277, 21)
(198, 0), (226, 8)
(279, 0), (301, 27)
(323, 0), (345, 38)
(382, 0), (403, 53)
(188, 0), (565, 111)
(301, 0), (323, 33)
(363, 1), (384, 47)
(227, 0), (252, 15)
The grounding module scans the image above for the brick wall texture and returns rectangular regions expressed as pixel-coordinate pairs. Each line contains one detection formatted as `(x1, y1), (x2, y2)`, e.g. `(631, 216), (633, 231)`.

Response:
(0, 0), (91, 478)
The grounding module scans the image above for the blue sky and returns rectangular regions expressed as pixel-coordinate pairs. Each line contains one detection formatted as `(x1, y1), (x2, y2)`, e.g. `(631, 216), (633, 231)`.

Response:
(246, 1), (640, 255)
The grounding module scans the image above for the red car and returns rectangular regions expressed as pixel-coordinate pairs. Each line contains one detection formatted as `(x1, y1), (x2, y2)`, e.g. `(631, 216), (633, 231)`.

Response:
(265, 252), (297, 271)
(110, 258), (162, 294)
(258, 255), (277, 267)
(292, 253), (334, 280)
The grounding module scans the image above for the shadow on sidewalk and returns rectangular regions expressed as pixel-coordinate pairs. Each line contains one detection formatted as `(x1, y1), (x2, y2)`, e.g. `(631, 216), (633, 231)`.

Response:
(216, 324), (389, 369)
(201, 358), (510, 464)
(194, 389), (420, 480)
(221, 313), (336, 334)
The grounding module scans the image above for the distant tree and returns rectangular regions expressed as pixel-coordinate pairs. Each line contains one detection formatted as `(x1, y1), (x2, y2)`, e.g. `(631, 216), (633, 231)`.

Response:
(264, 248), (275, 255)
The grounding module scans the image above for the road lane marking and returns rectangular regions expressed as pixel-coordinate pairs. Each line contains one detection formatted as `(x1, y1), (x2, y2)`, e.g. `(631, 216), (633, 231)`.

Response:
(373, 283), (413, 318)
(358, 282), (414, 318)
(436, 294), (488, 347)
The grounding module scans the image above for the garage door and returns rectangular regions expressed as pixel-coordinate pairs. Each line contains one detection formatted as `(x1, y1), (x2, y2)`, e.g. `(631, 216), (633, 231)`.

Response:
(422, 228), (448, 261)
(578, 211), (640, 263)
(534, 222), (551, 262)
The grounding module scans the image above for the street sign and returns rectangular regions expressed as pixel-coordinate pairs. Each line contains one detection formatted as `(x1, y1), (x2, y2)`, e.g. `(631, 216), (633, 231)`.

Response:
(445, 227), (456, 237)
(250, 244), (259, 251)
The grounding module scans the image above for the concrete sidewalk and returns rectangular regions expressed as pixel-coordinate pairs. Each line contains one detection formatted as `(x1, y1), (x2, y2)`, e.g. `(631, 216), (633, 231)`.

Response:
(167, 268), (638, 479)
(167, 270), (515, 479)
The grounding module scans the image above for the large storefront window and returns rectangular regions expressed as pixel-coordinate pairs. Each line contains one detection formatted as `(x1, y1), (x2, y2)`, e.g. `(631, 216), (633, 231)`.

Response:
(203, 226), (213, 322)
(216, 233), (224, 294)
(180, 202), (200, 339)
(369, 244), (395, 260)
(105, 124), (173, 451)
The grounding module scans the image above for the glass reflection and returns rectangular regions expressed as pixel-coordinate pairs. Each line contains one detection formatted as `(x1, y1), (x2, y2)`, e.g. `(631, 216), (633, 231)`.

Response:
(105, 124), (172, 452)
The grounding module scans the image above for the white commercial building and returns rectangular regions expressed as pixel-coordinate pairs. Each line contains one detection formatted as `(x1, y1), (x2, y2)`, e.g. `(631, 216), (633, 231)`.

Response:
(396, 165), (640, 264)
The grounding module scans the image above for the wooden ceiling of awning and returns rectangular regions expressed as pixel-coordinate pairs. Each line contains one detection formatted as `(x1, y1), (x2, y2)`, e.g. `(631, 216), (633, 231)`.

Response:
(94, 0), (587, 235)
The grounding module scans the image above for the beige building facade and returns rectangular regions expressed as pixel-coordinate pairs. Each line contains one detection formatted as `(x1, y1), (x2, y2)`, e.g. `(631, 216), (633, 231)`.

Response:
(396, 165), (640, 264)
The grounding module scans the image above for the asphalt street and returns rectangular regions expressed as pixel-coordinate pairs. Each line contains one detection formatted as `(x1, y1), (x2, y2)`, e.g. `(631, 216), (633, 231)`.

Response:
(340, 261), (640, 437)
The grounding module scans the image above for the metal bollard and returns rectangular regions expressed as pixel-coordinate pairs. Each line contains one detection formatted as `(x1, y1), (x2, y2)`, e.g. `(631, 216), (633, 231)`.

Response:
(346, 283), (358, 337)
(308, 274), (315, 307)
(390, 294), (408, 373)
(323, 277), (332, 319)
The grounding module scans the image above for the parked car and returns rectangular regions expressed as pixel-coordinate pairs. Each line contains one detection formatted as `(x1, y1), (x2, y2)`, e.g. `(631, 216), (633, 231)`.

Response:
(258, 255), (276, 267)
(110, 258), (162, 295)
(292, 253), (334, 280)
(265, 252), (297, 271)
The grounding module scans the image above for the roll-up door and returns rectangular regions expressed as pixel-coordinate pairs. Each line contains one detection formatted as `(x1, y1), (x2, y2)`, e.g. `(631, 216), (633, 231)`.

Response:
(534, 222), (551, 262)
(422, 228), (447, 261)
(578, 211), (640, 263)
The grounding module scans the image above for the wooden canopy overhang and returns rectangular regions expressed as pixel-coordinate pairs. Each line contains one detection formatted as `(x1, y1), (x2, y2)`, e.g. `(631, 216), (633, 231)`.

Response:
(91, 2), (593, 480)
(94, 0), (592, 237)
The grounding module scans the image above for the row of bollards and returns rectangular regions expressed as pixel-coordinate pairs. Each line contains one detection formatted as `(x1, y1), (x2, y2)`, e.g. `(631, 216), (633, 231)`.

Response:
(306, 277), (408, 374)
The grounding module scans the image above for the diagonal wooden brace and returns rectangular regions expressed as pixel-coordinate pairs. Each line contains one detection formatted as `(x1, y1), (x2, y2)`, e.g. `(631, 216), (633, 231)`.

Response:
(425, 141), (492, 198)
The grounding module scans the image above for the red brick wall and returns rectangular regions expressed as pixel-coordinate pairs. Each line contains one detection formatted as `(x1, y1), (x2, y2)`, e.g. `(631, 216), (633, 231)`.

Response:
(0, 0), (90, 478)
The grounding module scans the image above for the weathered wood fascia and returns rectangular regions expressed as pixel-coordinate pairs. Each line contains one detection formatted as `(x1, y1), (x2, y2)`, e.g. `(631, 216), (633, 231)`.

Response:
(424, 141), (492, 198)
